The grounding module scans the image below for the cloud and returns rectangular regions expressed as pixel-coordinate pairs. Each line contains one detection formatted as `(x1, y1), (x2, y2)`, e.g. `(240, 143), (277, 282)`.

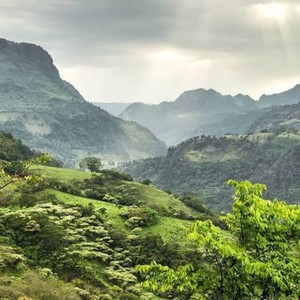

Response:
(0, 0), (300, 102)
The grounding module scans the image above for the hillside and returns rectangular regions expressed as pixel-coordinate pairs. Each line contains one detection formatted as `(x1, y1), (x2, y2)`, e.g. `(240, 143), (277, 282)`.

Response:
(0, 38), (166, 166)
(0, 150), (218, 299)
(258, 84), (300, 107)
(92, 102), (132, 116)
(249, 102), (300, 133)
(120, 131), (300, 211)
(119, 85), (300, 145)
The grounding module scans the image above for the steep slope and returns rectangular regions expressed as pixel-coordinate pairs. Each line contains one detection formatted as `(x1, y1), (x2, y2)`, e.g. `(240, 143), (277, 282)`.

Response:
(249, 102), (300, 133)
(258, 84), (300, 108)
(0, 38), (166, 166)
(92, 102), (132, 116)
(119, 89), (257, 145)
(120, 132), (300, 211)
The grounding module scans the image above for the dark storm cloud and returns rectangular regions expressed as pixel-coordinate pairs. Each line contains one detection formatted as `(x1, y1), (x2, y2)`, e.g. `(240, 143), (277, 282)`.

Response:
(0, 0), (300, 101)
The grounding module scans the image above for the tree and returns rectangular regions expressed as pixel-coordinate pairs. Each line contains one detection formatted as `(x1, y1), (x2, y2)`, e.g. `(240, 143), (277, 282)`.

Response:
(0, 153), (52, 190)
(138, 180), (300, 299)
(79, 157), (102, 172)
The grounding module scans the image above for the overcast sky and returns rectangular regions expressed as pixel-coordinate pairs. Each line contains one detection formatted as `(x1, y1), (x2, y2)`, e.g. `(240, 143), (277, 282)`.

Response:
(1, 0), (300, 103)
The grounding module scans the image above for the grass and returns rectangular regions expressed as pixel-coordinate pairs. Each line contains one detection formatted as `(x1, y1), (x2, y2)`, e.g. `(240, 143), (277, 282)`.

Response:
(44, 189), (196, 243)
(33, 165), (92, 182)
(34, 165), (199, 217)
(131, 181), (199, 216)
(32, 165), (209, 243)
(141, 217), (192, 243)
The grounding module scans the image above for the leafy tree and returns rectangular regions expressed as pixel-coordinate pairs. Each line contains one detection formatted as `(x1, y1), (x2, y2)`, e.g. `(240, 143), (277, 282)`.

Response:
(79, 157), (102, 172)
(0, 153), (51, 190)
(138, 180), (300, 299)
(141, 178), (152, 186)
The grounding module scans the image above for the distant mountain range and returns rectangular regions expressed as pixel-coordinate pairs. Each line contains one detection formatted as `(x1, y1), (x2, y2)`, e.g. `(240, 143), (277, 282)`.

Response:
(92, 102), (131, 116)
(0, 38), (166, 166)
(120, 131), (300, 211)
(119, 85), (300, 145)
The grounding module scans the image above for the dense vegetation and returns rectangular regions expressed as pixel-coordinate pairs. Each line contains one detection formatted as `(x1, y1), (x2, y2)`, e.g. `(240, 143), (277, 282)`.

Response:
(0, 130), (33, 162)
(1, 131), (300, 299)
(139, 180), (300, 299)
(120, 131), (300, 211)
(0, 134), (217, 299)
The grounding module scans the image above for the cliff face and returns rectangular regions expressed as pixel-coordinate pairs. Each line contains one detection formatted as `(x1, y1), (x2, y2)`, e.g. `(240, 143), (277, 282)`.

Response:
(0, 38), (166, 166)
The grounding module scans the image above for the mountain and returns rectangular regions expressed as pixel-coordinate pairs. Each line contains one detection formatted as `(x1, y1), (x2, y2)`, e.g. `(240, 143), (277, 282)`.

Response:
(119, 131), (300, 211)
(258, 84), (300, 108)
(119, 85), (300, 145)
(92, 102), (132, 116)
(0, 38), (166, 166)
(119, 89), (257, 145)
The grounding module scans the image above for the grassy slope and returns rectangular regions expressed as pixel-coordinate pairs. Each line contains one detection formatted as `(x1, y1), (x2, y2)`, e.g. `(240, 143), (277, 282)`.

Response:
(35, 165), (195, 243)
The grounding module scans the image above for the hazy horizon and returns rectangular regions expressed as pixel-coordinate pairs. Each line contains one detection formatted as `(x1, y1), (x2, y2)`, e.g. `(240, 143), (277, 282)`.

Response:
(1, 0), (300, 103)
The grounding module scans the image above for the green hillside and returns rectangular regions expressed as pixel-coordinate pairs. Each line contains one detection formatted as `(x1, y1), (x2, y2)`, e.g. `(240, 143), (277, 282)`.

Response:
(120, 131), (300, 211)
(0, 159), (216, 299)
(33, 165), (205, 236)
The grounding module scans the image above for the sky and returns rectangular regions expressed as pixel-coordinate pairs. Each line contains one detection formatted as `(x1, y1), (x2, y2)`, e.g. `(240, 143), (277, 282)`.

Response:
(1, 0), (300, 103)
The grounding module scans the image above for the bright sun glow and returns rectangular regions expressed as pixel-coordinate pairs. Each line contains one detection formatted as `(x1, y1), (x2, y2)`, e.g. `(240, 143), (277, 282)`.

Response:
(255, 3), (286, 21)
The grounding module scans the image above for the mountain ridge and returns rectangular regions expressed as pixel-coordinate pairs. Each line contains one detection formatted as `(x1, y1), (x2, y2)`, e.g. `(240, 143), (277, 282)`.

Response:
(0, 38), (167, 166)
(119, 84), (300, 145)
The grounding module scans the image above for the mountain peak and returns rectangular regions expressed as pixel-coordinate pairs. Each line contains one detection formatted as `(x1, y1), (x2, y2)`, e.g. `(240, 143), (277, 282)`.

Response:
(175, 88), (222, 103)
(0, 37), (85, 104)
(0, 38), (166, 165)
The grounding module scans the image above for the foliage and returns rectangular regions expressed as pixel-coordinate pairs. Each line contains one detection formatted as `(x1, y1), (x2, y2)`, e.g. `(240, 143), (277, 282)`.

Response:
(0, 153), (51, 190)
(79, 156), (103, 172)
(141, 179), (152, 186)
(0, 130), (33, 162)
(138, 180), (300, 299)
(120, 132), (300, 211)
(179, 193), (212, 215)
(0, 134), (212, 299)
(101, 169), (133, 181)
(122, 207), (159, 228)
(0, 271), (80, 300)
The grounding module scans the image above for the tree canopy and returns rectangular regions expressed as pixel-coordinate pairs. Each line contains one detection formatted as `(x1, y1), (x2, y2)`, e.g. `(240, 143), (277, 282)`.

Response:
(138, 180), (300, 299)
(79, 157), (102, 172)
(0, 153), (51, 190)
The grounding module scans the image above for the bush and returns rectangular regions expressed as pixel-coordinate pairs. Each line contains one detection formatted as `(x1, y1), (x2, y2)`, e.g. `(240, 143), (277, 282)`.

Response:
(141, 179), (151, 186)
(0, 271), (80, 300)
(123, 207), (159, 227)
(101, 169), (133, 181)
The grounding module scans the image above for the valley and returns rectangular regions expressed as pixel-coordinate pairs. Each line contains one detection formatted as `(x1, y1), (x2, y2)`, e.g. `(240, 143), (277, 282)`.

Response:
(1, 27), (300, 298)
